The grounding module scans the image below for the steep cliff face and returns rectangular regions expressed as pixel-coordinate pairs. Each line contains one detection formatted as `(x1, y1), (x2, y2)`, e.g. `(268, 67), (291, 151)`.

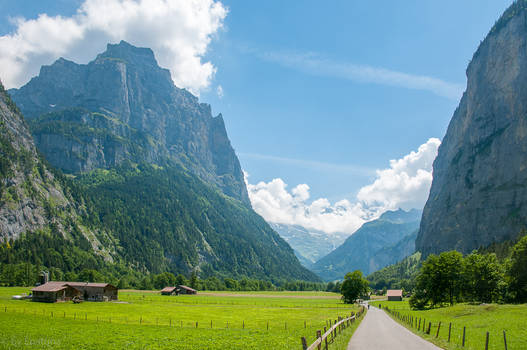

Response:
(416, 1), (527, 255)
(0, 81), (110, 257)
(9, 41), (249, 204)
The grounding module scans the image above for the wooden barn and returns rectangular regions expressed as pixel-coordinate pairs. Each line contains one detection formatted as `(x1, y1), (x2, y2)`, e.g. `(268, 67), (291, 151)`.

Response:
(32, 282), (118, 302)
(161, 286), (178, 295)
(178, 285), (197, 295)
(387, 289), (403, 301)
(32, 282), (82, 303)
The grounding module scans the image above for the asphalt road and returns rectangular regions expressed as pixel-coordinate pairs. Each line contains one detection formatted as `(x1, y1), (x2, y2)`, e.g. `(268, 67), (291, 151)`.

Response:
(347, 305), (442, 350)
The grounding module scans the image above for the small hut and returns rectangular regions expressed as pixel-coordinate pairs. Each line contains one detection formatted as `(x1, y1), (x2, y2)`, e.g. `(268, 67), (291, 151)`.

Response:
(178, 285), (197, 295)
(161, 286), (178, 295)
(387, 289), (403, 301)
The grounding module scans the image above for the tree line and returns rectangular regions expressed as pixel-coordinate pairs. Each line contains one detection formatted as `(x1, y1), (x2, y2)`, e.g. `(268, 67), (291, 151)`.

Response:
(409, 235), (527, 309)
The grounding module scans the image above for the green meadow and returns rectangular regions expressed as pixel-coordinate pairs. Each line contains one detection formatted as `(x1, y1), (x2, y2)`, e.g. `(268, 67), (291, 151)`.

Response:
(370, 300), (527, 350)
(0, 287), (362, 349)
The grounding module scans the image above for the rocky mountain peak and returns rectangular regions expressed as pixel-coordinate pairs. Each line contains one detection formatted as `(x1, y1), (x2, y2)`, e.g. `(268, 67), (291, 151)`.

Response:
(9, 42), (250, 205)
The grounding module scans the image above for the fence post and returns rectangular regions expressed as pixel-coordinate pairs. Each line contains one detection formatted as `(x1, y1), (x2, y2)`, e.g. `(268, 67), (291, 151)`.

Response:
(196, 321), (198, 328)
(317, 330), (322, 350)
(462, 326), (466, 347)
(485, 331), (489, 350)
(267, 321), (269, 331)
(436, 322), (441, 338)
(304, 320), (306, 329)
(448, 323), (451, 342)
(418, 318), (421, 331)
(427, 322), (431, 335)
(324, 327), (328, 350)
(301, 337), (308, 350)
(504, 330), (508, 350)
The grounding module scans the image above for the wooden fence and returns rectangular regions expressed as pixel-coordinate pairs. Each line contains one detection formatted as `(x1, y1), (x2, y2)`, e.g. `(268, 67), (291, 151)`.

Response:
(380, 305), (511, 350)
(301, 305), (365, 350)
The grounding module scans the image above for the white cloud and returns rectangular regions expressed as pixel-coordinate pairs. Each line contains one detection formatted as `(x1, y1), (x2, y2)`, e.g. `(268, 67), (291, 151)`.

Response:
(246, 138), (441, 235)
(216, 84), (224, 98)
(357, 138), (440, 213)
(0, 0), (227, 95)
(260, 51), (464, 101)
(246, 174), (369, 235)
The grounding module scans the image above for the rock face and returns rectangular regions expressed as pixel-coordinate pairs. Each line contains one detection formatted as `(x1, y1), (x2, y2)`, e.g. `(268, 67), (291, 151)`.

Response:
(0, 81), (108, 256)
(311, 209), (421, 281)
(9, 41), (249, 204)
(416, 1), (527, 255)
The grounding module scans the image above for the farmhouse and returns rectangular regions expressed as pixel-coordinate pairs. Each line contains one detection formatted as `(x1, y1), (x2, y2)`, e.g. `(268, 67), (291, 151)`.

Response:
(32, 282), (118, 302)
(32, 282), (82, 303)
(178, 285), (197, 294)
(387, 289), (403, 301)
(161, 286), (178, 295)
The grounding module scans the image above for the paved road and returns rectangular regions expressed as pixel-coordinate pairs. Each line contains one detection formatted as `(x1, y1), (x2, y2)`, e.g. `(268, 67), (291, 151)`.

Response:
(347, 306), (442, 350)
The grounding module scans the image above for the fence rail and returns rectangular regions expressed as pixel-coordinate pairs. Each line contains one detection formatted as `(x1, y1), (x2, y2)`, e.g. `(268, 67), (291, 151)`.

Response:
(301, 305), (365, 350)
(379, 304), (511, 350)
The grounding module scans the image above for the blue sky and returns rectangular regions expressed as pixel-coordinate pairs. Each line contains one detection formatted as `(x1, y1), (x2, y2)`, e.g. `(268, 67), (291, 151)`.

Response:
(0, 0), (513, 233)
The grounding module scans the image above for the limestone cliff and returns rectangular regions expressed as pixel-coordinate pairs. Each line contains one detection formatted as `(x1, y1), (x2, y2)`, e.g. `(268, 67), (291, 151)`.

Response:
(416, 1), (527, 255)
(9, 41), (249, 204)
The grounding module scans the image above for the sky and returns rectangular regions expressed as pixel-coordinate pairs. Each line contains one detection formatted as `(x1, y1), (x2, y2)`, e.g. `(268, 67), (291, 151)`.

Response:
(0, 0), (513, 235)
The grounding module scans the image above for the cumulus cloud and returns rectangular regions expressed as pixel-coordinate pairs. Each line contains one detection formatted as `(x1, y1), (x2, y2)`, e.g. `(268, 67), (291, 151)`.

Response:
(357, 137), (440, 213)
(246, 174), (369, 235)
(246, 138), (441, 235)
(0, 0), (227, 94)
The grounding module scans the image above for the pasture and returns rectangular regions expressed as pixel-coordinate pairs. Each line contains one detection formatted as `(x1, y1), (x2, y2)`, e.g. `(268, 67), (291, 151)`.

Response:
(0, 287), (361, 349)
(370, 300), (527, 350)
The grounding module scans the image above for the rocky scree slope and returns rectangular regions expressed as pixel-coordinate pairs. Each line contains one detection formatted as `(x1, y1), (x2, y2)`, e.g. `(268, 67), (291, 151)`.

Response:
(417, 1), (527, 255)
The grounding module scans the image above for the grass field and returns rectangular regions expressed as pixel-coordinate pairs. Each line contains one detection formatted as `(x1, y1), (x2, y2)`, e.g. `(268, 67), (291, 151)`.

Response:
(370, 300), (527, 350)
(0, 287), (363, 349)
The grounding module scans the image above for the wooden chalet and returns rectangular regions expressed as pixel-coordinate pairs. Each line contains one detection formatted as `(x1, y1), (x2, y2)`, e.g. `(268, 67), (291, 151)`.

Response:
(32, 282), (82, 303)
(32, 282), (118, 302)
(178, 285), (197, 295)
(160, 286), (178, 295)
(387, 289), (403, 301)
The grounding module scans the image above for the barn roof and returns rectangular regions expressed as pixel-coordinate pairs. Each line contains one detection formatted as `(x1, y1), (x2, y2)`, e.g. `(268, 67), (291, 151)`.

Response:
(178, 285), (197, 292)
(32, 281), (116, 292)
(32, 282), (69, 292)
(161, 286), (177, 293)
(387, 289), (403, 297)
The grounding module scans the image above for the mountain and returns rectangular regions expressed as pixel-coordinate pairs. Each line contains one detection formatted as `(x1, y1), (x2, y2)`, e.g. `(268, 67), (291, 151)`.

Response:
(270, 223), (349, 267)
(9, 41), (248, 205)
(311, 209), (421, 281)
(416, 1), (527, 256)
(0, 79), (117, 270)
(1, 42), (319, 283)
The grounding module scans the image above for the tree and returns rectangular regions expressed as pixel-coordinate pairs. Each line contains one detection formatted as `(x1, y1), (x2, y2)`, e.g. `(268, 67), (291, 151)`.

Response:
(506, 235), (527, 302)
(464, 253), (503, 303)
(409, 251), (464, 309)
(190, 271), (198, 289)
(340, 270), (369, 304)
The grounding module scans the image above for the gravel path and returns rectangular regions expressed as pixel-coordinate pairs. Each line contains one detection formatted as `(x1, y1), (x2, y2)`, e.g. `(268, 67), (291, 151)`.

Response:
(347, 306), (442, 350)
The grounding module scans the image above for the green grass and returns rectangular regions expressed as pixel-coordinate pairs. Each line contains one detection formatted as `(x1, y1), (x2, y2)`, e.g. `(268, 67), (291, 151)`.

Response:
(0, 287), (363, 349)
(370, 299), (527, 350)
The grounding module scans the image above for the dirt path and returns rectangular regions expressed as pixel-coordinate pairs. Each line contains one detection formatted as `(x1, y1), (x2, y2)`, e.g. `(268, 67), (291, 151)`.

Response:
(347, 306), (442, 350)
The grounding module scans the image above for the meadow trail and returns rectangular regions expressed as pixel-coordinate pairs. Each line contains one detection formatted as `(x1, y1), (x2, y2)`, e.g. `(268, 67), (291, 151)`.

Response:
(347, 306), (441, 350)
